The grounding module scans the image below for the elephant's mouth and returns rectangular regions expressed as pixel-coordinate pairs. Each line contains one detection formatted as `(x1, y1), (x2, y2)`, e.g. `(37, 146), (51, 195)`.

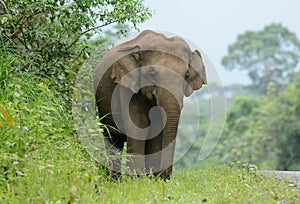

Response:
(140, 86), (156, 100)
(139, 86), (183, 109)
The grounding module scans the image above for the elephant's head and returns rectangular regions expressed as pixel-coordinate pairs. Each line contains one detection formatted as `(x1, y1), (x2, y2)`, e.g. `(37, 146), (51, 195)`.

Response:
(110, 32), (207, 109)
(185, 50), (207, 97)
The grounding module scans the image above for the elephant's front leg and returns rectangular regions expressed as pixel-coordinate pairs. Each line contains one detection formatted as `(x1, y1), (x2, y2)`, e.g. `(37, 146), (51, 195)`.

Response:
(157, 91), (182, 180)
(119, 86), (151, 176)
(103, 131), (125, 178)
(145, 132), (163, 176)
(126, 97), (151, 175)
(145, 107), (164, 176)
(126, 137), (146, 175)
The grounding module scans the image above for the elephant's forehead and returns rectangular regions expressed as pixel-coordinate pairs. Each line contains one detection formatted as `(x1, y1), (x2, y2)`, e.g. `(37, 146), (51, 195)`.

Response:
(139, 37), (191, 61)
(141, 50), (190, 66)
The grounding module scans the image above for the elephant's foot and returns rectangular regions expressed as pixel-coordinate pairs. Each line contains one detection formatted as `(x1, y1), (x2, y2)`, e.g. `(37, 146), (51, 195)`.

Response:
(126, 154), (147, 176)
(158, 167), (173, 180)
(107, 170), (122, 180)
(99, 165), (122, 180)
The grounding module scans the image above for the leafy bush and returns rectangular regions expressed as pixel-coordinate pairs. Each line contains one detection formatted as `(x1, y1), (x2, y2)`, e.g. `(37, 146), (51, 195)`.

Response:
(0, 68), (73, 183)
(0, 0), (152, 93)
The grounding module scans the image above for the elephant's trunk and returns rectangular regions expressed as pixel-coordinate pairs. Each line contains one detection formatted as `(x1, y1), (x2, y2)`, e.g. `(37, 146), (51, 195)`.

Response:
(155, 89), (181, 179)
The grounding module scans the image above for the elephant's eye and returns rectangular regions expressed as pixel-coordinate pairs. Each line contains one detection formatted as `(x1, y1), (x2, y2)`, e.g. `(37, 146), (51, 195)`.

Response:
(149, 69), (158, 82)
(150, 70), (156, 76)
(185, 71), (189, 79)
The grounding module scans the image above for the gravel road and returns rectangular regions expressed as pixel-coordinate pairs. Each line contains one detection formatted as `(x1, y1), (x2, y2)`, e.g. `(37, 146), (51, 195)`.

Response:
(260, 171), (300, 185)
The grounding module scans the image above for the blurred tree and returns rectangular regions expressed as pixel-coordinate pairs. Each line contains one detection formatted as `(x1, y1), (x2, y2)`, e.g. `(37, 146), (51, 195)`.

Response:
(218, 73), (300, 170)
(267, 73), (300, 170)
(222, 23), (300, 95)
(217, 96), (263, 165)
(225, 96), (259, 133)
(225, 84), (256, 99)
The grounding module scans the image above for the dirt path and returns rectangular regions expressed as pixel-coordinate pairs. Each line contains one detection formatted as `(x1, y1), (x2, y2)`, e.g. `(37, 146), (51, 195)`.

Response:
(261, 171), (300, 185)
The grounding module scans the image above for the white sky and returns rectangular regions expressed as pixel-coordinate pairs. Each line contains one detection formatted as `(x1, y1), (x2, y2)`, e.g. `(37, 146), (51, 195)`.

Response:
(139, 0), (300, 85)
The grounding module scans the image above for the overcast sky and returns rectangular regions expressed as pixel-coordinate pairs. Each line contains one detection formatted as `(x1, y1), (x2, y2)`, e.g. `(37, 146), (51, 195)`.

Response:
(139, 0), (300, 85)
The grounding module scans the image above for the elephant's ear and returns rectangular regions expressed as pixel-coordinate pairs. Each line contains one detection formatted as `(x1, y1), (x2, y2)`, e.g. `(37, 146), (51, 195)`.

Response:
(110, 45), (141, 93)
(184, 50), (207, 97)
(118, 45), (141, 53)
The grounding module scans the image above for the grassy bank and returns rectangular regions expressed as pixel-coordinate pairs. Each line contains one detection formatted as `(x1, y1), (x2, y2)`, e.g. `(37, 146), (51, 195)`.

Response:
(1, 157), (299, 203)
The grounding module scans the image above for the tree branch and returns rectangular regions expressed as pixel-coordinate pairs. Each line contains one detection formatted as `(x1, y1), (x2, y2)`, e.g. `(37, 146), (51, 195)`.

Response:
(67, 20), (119, 50)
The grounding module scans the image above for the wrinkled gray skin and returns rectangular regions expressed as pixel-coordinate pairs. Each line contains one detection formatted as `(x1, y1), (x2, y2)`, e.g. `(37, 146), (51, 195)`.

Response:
(94, 30), (207, 179)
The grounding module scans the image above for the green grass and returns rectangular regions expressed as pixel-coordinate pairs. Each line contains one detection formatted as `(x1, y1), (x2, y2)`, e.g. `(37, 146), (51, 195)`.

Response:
(1, 154), (299, 203)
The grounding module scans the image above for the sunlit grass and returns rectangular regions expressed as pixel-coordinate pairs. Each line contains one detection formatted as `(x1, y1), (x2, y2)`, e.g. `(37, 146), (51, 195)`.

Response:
(1, 153), (299, 203)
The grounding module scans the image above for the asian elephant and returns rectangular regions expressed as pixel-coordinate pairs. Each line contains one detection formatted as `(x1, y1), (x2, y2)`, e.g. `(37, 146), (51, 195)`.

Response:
(94, 30), (207, 179)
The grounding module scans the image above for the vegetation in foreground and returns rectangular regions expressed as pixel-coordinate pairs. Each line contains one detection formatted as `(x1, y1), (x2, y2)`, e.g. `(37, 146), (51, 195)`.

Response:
(1, 155), (299, 203)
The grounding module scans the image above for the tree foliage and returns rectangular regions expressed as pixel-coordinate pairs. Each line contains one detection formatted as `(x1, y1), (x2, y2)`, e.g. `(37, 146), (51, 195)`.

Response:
(0, 0), (152, 92)
(267, 74), (300, 170)
(222, 23), (300, 94)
